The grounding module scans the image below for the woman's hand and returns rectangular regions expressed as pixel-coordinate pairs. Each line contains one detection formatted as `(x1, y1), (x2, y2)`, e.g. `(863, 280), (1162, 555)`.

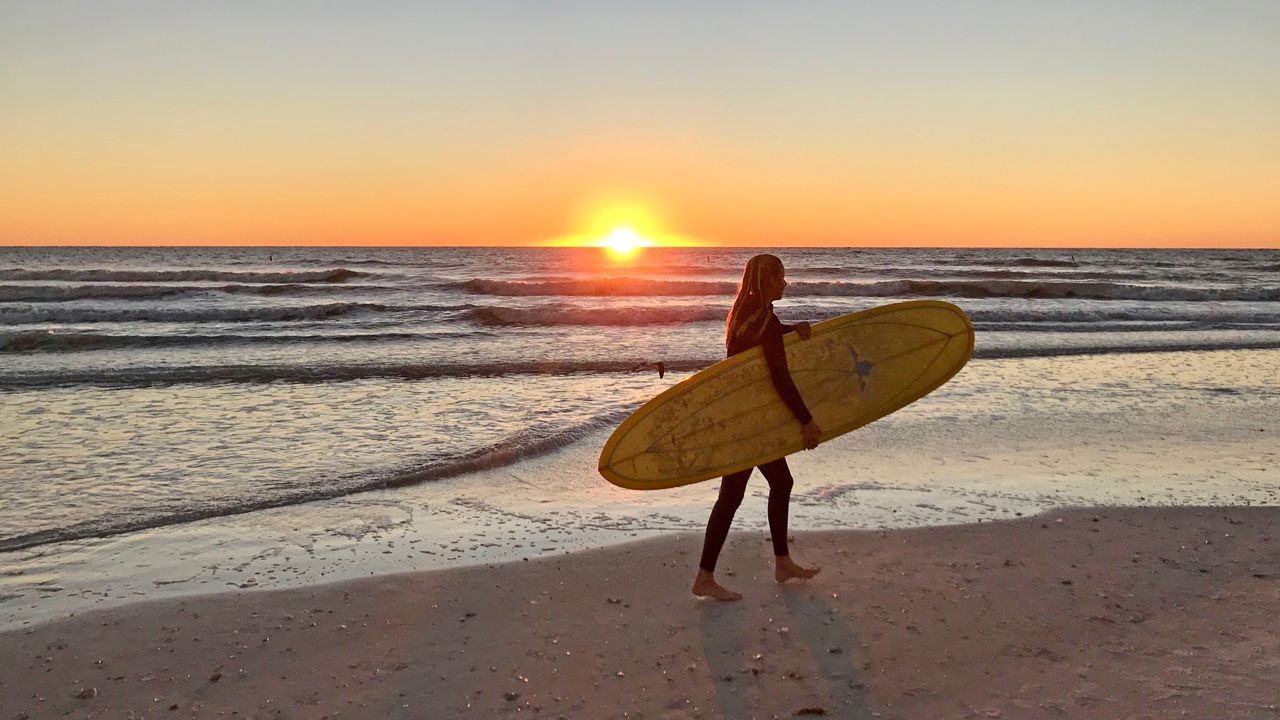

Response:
(794, 322), (812, 341)
(801, 420), (822, 450)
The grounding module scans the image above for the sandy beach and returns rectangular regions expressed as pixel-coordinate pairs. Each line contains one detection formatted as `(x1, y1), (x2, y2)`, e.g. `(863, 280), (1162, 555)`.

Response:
(3, 506), (1276, 719)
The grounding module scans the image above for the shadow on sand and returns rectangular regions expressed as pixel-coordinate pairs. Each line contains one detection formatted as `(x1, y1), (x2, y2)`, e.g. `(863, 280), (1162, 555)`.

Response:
(696, 582), (873, 718)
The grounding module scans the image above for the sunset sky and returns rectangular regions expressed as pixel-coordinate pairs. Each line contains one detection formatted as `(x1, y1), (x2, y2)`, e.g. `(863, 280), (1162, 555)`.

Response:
(2, 1), (1277, 248)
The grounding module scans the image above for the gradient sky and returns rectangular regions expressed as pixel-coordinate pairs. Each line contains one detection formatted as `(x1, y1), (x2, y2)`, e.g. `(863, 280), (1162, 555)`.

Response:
(2, 1), (1278, 247)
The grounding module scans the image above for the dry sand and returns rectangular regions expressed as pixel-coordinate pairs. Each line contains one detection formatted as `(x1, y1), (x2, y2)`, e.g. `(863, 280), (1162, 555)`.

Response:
(2, 506), (1277, 719)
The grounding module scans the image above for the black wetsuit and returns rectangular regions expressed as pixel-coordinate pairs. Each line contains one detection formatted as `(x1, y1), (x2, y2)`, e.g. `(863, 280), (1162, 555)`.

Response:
(699, 313), (811, 572)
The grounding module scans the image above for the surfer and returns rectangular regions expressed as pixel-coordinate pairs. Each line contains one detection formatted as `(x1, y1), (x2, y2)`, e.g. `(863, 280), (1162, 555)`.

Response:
(693, 254), (822, 601)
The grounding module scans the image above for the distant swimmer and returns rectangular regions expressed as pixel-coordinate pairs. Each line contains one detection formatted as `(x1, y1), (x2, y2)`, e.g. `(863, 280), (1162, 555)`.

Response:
(630, 361), (666, 379)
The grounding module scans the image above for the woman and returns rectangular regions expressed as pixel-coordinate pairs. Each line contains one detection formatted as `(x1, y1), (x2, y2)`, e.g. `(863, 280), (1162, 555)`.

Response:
(692, 254), (822, 601)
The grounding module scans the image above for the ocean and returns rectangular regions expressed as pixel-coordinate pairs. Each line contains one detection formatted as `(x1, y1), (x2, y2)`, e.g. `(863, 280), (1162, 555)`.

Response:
(2, 246), (1279, 556)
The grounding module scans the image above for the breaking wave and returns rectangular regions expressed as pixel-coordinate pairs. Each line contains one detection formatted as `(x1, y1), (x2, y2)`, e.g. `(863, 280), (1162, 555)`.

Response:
(463, 277), (1280, 302)
(0, 302), (470, 325)
(0, 330), (430, 353)
(0, 359), (712, 390)
(0, 268), (366, 283)
(462, 303), (1280, 328)
(0, 284), (191, 302)
(791, 280), (1280, 301)
(469, 305), (727, 326)
(0, 282), (402, 302)
(464, 278), (737, 296)
(5, 339), (1280, 391)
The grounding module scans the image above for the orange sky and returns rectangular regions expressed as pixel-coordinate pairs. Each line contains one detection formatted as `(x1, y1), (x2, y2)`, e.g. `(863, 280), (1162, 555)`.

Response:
(2, 4), (1277, 248)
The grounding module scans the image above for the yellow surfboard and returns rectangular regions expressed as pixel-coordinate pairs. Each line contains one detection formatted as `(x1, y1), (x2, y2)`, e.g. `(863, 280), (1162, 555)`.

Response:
(598, 300), (974, 489)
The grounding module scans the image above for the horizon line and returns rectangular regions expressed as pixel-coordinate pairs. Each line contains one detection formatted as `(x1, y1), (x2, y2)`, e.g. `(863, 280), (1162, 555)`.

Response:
(1, 243), (1276, 251)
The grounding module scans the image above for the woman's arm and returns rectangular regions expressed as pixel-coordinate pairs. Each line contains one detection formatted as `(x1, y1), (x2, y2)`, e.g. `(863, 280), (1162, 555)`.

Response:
(761, 317), (813, 425)
(778, 320), (813, 340)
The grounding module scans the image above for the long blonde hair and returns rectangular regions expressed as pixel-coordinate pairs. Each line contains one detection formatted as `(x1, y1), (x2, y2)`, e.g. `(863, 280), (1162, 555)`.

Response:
(725, 254), (782, 352)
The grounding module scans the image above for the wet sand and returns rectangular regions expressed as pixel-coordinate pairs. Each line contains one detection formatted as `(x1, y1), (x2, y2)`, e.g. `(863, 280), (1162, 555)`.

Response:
(3, 506), (1277, 719)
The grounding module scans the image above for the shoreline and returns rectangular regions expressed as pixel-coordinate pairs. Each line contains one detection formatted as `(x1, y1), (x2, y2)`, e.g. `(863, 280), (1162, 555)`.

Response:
(3, 348), (1277, 632)
(6, 348), (1278, 554)
(3, 506), (1276, 719)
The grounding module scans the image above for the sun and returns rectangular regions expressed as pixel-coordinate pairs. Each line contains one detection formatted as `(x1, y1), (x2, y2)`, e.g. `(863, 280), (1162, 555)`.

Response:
(541, 196), (703, 251)
(601, 227), (651, 256)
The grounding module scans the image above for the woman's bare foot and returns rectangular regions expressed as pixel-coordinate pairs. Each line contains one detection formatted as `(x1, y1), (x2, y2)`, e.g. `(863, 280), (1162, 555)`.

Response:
(775, 555), (820, 583)
(692, 569), (743, 601)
